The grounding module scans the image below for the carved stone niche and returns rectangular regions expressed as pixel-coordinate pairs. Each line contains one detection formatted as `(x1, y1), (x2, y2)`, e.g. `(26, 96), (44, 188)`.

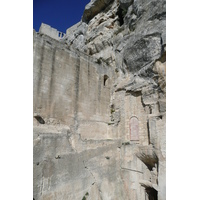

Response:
(129, 116), (139, 141)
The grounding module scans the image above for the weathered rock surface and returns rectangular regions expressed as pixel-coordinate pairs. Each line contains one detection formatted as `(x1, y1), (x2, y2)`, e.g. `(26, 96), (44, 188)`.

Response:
(123, 33), (162, 73)
(119, 0), (133, 10)
(82, 0), (114, 23)
(33, 0), (166, 199)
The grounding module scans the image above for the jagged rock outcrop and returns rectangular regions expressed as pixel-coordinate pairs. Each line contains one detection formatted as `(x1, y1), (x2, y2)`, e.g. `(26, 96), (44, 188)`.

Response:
(82, 0), (115, 23)
(33, 0), (166, 199)
(64, 0), (166, 70)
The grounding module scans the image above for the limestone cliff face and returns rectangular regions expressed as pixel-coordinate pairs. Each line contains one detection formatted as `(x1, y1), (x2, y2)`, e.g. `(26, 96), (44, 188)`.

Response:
(33, 0), (166, 199)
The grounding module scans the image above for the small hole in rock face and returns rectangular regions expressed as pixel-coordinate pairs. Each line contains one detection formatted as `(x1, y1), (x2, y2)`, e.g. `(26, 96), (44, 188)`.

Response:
(34, 115), (45, 124)
(55, 155), (61, 159)
(36, 162), (39, 166)
(103, 75), (109, 86)
(105, 156), (110, 160)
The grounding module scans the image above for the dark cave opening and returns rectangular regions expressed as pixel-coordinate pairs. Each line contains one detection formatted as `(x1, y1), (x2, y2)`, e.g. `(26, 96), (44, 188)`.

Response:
(116, 7), (125, 26)
(146, 187), (158, 200)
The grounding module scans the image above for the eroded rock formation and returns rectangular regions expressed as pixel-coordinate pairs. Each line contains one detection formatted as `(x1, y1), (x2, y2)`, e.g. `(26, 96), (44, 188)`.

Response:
(33, 0), (166, 199)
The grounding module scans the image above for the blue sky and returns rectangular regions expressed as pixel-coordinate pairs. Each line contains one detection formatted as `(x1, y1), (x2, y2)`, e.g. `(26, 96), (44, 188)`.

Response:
(33, 0), (90, 33)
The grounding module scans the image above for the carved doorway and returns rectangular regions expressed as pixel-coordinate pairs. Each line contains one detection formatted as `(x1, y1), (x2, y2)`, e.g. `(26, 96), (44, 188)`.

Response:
(129, 116), (139, 141)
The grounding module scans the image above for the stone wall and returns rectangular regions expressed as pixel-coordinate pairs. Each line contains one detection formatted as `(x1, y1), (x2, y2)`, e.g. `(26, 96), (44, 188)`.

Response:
(39, 23), (66, 41)
(33, 31), (114, 140)
(33, 0), (166, 199)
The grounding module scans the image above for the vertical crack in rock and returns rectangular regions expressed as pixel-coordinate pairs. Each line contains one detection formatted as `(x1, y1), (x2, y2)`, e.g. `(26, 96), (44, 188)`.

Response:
(98, 75), (102, 103)
(37, 42), (45, 98)
(87, 56), (90, 93)
(48, 47), (56, 107)
(40, 175), (44, 196)
(74, 54), (81, 133)
(83, 160), (103, 199)
(83, 160), (96, 184)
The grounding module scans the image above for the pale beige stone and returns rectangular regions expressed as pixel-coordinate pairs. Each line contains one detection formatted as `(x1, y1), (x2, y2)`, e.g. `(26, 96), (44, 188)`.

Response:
(33, 0), (166, 199)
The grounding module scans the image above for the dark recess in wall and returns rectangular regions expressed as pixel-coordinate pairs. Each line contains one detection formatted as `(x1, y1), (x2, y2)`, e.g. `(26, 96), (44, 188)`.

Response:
(145, 187), (158, 200)
(34, 115), (45, 124)
(116, 7), (125, 26)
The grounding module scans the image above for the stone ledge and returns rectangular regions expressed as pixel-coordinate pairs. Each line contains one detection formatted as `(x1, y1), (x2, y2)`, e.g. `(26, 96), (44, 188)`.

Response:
(135, 145), (158, 170)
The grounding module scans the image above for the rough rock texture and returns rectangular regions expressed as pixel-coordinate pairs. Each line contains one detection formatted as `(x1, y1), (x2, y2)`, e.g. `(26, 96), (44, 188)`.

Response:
(82, 0), (115, 23)
(33, 0), (166, 199)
